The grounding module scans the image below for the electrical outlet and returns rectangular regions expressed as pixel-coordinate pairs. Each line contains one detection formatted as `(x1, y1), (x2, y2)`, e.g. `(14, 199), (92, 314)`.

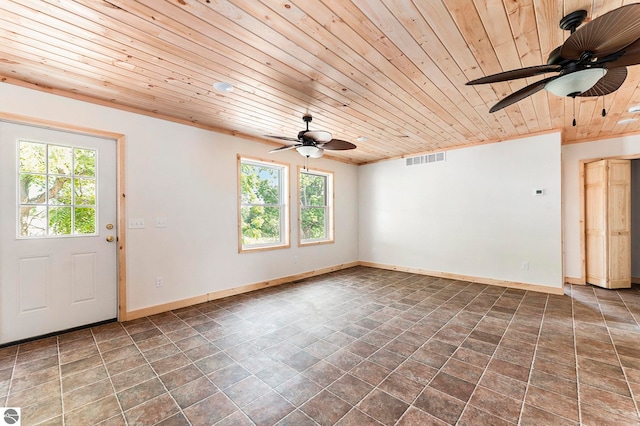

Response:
(156, 276), (163, 287)
(521, 261), (529, 270)
(155, 217), (168, 228)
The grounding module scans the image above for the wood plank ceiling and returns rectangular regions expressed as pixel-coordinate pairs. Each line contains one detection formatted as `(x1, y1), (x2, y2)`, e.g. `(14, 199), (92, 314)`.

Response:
(1, 0), (640, 164)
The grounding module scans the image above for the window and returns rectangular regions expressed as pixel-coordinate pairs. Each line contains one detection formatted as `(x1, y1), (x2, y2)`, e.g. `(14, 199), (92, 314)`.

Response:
(18, 140), (97, 238)
(299, 167), (333, 245)
(239, 156), (289, 251)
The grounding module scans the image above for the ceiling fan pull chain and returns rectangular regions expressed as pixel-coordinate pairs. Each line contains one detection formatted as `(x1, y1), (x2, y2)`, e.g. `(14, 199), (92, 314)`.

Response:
(602, 97), (607, 117)
(572, 97), (577, 127)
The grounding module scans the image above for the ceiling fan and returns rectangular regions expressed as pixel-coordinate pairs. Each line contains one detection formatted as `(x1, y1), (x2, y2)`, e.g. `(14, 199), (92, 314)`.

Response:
(266, 115), (356, 159)
(467, 4), (640, 116)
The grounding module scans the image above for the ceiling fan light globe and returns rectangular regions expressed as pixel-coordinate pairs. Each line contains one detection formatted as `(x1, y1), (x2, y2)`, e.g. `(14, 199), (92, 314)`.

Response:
(544, 68), (607, 97)
(296, 145), (322, 158)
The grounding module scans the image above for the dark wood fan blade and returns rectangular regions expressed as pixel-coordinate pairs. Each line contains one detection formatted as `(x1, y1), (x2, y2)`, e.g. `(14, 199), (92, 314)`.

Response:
(561, 4), (640, 60)
(467, 64), (561, 85)
(609, 38), (640, 68)
(303, 130), (332, 143)
(269, 144), (300, 153)
(317, 139), (356, 150)
(489, 76), (558, 113)
(578, 67), (627, 97)
(265, 135), (300, 143)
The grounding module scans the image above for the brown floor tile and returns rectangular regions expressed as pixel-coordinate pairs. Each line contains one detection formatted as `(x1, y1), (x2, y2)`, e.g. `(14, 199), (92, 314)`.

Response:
(478, 369), (527, 400)
(487, 357), (530, 382)
(63, 378), (113, 412)
(276, 374), (323, 406)
(395, 359), (438, 385)
(335, 408), (382, 425)
(170, 376), (218, 409)
(358, 388), (409, 425)
(441, 358), (483, 384)
(117, 378), (167, 411)
(5, 271), (640, 426)
(282, 350), (320, 372)
(579, 382), (638, 419)
(520, 403), (578, 426)
(64, 394), (121, 426)
(275, 409), (319, 426)
(379, 372), (424, 403)
(183, 391), (238, 424)
(256, 361), (299, 387)
(458, 404), (513, 426)
(429, 372), (476, 402)
(350, 360), (391, 386)
(468, 386), (522, 423)
(21, 395), (62, 425)
(328, 373), (374, 405)
(326, 349), (363, 370)
(396, 406), (448, 425)
(413, 387), (465, 424)
(579, 400), (640, 426)
(530, 369), (577, 398)
(301, 389), (352, 425)
(525, 385), (579, 421)
(123, 393), (179, 426)
(208, 363), (251, 389)
(243, 390), (296, 426)
(110, 364), (157, 393)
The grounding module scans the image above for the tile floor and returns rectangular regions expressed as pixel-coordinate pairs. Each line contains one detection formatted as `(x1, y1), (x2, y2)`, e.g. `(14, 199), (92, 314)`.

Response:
(2, 266), (640, 425)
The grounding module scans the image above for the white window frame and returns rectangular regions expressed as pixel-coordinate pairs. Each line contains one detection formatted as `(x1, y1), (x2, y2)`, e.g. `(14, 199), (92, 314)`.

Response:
(298, 166), (334, 246)
(238, 156), (290, 252)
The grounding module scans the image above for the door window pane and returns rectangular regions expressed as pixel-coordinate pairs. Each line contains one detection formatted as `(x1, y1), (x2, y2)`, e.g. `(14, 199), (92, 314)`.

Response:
(18, 141), (98, 238)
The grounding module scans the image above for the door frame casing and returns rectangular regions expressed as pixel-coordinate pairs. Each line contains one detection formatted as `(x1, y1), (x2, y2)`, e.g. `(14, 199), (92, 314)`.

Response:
(0, 112), (128, 320)
(579, 154), (639, 286)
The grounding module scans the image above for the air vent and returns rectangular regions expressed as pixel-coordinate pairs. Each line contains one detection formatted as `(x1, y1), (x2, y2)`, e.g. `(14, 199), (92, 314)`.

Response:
(405, 151), (445, 166)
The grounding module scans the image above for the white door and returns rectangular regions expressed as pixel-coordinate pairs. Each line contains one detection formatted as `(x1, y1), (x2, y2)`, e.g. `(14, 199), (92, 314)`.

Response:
(0, 121), (117, 344)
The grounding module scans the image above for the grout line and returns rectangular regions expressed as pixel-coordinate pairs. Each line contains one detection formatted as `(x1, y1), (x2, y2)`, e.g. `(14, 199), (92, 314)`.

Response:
(457, 286), (532, 425)
(56, 336), (66, 426)
(591, 285), (640, 421)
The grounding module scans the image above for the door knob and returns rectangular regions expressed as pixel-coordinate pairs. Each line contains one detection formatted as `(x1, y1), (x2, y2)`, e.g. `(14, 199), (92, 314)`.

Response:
(106, 236), (115, 242)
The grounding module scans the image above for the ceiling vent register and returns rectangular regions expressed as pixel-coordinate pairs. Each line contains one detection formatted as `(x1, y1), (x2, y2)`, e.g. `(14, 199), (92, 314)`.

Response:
(405, 152), (445, 166)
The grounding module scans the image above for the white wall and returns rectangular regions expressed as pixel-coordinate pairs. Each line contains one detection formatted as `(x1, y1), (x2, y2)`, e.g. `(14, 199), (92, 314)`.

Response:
(0, 83), (359, 312)
(562, 135), (640, 280)
(358, 133), (563, 289)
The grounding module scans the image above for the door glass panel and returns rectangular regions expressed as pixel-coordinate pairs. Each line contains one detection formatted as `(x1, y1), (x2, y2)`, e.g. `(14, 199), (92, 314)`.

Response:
(48, 145), (72, 175)
(74, 148), (96, 176)
(75, 207), (96, 234)
(18, 141), (98, 238)
(19, 206), (46, 236)
(48, 176), (72, 205)
(75, 178), (96, 205)
(19, 142), (46, 173)
(49, 206), (72, 235)
(19, 173), (46, 203)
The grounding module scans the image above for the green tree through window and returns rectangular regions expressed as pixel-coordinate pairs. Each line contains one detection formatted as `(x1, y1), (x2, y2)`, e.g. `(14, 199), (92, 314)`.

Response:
(300, 168), (333, 244)
(239, 157), (288, 250)
(19, 141), (97, 237)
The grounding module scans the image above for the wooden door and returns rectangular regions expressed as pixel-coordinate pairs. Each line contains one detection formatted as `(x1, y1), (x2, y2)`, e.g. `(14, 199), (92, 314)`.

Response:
(585, 159), (631, 289)
(0, 122), (118, 344)
(608, 160), (631, 288)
